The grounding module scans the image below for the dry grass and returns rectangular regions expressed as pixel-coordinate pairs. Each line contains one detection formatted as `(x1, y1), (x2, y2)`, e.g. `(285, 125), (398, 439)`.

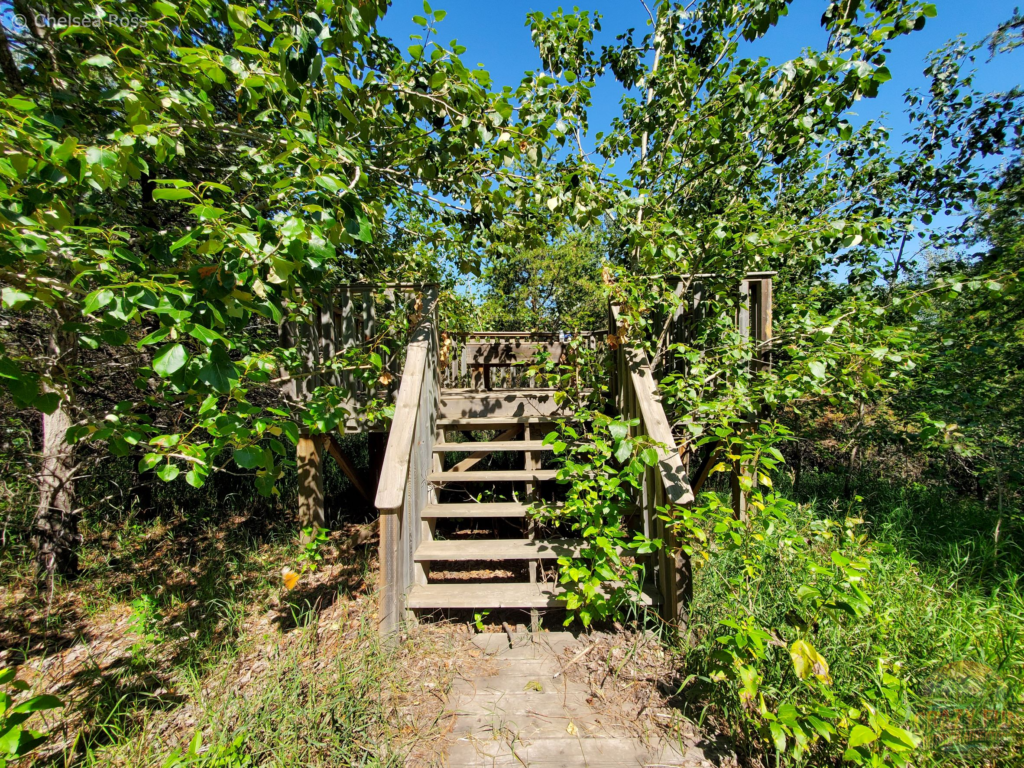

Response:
(0, 510), (461, 767)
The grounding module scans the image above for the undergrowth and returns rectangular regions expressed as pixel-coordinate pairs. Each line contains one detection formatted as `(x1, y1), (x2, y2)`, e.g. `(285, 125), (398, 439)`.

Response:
(680, 468), (1024, 767)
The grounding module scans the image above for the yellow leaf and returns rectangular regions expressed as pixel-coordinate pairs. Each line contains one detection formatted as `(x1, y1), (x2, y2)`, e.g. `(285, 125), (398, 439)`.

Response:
(524, 680), (544, 692)
(790, 639), (832, 684)
(566, 721), (578, 735)
(606, 333), (619, 349)
(378, 371), (393, 385)
(281, 567), (300, 590)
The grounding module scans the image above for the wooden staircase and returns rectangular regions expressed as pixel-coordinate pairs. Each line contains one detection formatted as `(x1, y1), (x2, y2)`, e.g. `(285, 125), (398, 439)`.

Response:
(369, 276), (775, 635)
(410, 401), (585, 616)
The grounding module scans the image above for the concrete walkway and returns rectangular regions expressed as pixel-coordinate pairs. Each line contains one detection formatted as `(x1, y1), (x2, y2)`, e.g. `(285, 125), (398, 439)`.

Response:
(441, 632), (716, 767)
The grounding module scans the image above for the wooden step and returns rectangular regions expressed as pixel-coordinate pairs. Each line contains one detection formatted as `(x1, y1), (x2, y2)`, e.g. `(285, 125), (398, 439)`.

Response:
(414, 538), (584, 561)
(433, 440), (553, 452)
(422, 502), (640, 519)
(408, 583), (565, 609)
(438, 417), (557, 431)
(438, 389), (575, 420)
(428, 470), (559, 483)
(421, 502), (553, 518)
(406, 583), (655, 609)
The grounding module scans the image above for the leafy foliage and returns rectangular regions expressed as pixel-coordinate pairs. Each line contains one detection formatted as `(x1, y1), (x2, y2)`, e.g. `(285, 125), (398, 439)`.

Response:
(0, 668), (62, 766)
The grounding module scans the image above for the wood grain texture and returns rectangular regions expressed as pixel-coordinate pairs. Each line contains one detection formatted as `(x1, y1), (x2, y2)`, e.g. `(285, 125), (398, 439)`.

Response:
(611, 306), (694, 506)
(428, 469), (559, 483)
(413, 538), (585, 560)
(373, 287), (438, 513)
(462, 341), (566, 366)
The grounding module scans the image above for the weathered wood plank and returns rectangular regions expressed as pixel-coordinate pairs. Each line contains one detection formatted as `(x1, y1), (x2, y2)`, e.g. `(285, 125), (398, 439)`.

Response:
(373, 287), (439, 514)
(378, 512), (400, 632)
(428, 469), (558, 483)
(433, 440), (552, 452)
(319, 298), (338, 388)
(421, 502), (543, 518)
(611, 307), (694, 506)
(448, 425), (523, 472)
(406, 582), (655, 609)
(438, 390), (577, 420)
(296, 435), (325, 533)
(462, 341), (566, 366)
(414, 538), (585, 561)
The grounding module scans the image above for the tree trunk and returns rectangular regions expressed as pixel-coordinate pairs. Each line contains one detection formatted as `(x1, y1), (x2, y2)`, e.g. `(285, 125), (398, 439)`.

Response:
(32, 317), (79, 580)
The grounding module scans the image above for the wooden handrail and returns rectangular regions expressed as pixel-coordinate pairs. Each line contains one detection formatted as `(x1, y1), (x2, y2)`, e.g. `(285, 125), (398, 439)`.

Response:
(374, 287), (439, 513)
(611, 305), (694, 506)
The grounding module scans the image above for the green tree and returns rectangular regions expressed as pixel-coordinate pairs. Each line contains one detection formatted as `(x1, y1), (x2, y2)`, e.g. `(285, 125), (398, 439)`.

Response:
(0, 0), (587, 577)
(480, 229), (607, 332)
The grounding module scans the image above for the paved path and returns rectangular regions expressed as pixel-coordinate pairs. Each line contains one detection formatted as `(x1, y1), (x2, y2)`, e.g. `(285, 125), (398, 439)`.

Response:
(441, 632), (716, 767)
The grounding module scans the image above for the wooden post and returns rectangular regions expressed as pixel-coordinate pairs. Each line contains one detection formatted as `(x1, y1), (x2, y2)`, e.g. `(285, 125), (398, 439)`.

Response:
(379, 511), (401, 635)
(731, 459), (749, 522)
(669, 511), (694, 642)
(525, 423), (543, 633)
(297, 434), (325, 537)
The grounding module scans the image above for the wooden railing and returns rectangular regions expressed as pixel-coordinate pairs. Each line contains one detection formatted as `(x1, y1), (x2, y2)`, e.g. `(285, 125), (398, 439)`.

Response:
(442, 331), (604, 389)
(648, 271), (775, 379)
(610, 303), (695, 628)
(374, 285), (440, 635)
(279, 284), (408, 432)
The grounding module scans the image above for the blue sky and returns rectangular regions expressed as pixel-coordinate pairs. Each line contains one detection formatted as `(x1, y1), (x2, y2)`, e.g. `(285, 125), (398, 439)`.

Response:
(380, 0), (1023, 163)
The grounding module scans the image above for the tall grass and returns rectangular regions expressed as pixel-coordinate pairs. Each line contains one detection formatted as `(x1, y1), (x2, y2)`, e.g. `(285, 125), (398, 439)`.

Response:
(681, 469), (1024, 766)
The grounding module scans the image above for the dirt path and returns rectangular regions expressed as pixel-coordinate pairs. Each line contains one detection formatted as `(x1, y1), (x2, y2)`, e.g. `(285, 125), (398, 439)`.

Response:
(426, 630), (723, 768)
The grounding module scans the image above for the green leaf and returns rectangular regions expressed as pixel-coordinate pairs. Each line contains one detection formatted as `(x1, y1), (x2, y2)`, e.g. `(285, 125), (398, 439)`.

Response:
(880, 724), (917, 751)
(197, 345), (238, 393)
(11, 694), (62, 714)
(1, 287), (33, 310)
(157, 463), (180, 482)
(83, 289), (114, 315)
(188, 325), (229, 347)
(34, 392), (60, 415)
(0, 722), (22, 754)
(152, 188), (193, 201)
(233, 446), (264, 469)
(613, 440), (631, 463)
(139, 453), (161, 471)
(83, 54), (114, 67)
(185, 468), (205, 488)
(152, 343), (188, 377)
(190, 204), (227, 220)
(848, 725), (877, 748)
(344, 208), (373, 243)
(137, 326), (171, 347)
